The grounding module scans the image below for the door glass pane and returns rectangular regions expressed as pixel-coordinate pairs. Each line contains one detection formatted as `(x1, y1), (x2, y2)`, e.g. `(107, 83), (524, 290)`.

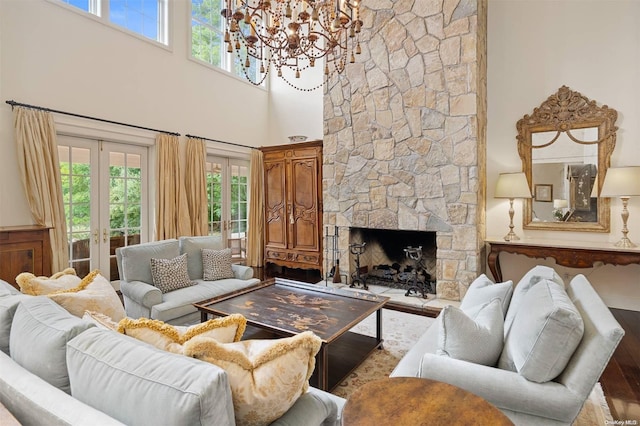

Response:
(59, 145), (93, 277)
(206, 160), (223, 236)
(108, 151), (142, 280)
(230, 163), (248, 260)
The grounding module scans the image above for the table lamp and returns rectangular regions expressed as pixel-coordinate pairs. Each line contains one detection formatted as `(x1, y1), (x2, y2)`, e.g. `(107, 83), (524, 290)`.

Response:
(495, 172), (532, 241)
(600, 166), (640, 248)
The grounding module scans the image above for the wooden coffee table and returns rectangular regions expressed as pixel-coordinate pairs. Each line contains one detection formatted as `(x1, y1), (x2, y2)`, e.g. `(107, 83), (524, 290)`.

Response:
(342, 377), (514, 425)
(194, 278), (389, 391)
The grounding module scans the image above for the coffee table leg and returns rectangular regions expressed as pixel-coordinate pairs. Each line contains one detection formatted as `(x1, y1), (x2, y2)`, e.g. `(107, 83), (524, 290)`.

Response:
(376, 308), (384, 349)
(318, 344), (329, 391)
(200, 311), (208, 322)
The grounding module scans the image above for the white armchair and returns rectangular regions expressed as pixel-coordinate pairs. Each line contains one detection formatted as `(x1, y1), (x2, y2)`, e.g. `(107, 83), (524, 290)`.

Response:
(392, 273), (624, 425)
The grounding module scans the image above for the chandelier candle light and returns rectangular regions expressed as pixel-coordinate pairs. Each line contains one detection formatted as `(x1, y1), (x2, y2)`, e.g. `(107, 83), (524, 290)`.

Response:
(600, 166), (640, 248)
(495, 172), (532, 241)
(221, 0), (362, 90)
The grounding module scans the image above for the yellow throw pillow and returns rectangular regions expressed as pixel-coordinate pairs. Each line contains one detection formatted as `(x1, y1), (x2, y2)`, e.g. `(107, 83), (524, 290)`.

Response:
(82, 310), (120, 330)
(47, 270), (126, 321)
(16, 268), (80, 296)
(184, 331), (322, 426)
(117, 314), (247, 354)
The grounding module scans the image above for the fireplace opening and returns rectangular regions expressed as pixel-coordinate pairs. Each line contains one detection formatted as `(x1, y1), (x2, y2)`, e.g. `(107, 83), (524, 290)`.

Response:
(348, 228), (437, 297)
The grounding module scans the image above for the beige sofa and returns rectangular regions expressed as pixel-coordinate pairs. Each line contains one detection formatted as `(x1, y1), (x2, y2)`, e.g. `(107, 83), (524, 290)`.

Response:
(391, 266), (624, 425)
(116, 236), (261, 325)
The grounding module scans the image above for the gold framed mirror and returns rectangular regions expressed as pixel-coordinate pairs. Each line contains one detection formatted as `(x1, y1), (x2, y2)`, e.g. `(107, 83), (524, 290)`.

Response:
(517, 86), (618, 232)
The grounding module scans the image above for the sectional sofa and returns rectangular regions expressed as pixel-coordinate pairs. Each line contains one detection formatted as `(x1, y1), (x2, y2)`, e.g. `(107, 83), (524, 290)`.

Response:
(0, 280), (345, 426)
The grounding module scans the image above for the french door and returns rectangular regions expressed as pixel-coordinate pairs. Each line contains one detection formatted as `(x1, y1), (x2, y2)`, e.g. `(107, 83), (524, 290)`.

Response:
(58, 136), (149, 280)
(206, 156), (249, 261)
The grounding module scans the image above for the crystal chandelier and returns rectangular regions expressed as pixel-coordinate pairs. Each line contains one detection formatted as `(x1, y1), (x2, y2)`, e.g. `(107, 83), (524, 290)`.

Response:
(222, 0), (362, 91)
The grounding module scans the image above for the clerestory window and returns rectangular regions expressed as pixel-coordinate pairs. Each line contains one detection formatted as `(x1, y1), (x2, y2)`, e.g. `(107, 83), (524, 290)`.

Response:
(190, 0), (262, 86)
(55, 0), (169, 45)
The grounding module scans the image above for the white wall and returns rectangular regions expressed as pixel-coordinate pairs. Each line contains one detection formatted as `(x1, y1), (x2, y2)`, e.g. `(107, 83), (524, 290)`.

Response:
(268, 67), (324, 145)
(487, 0), (640, 310)
(0, 0), (319, 225)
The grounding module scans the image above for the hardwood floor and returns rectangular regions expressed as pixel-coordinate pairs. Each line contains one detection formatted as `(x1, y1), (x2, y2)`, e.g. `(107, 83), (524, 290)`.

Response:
(257, 266), (640, 421)
(602, 308), (640, 422)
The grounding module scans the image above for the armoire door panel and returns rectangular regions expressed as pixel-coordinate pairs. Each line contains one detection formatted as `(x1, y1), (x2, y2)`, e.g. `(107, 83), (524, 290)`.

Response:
(290, 157), (319, 251)
(264, 160), (287, 247)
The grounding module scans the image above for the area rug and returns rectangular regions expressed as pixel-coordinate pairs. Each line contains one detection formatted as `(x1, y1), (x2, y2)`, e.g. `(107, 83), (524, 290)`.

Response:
(331, 309), (612, 425)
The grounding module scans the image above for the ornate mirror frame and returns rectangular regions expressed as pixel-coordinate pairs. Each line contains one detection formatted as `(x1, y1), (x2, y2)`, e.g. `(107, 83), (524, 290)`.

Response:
(517, 86), (618, 232)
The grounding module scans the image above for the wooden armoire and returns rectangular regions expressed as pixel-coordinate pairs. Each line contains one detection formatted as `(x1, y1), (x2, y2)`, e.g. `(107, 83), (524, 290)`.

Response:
(260, 140), (322, 271)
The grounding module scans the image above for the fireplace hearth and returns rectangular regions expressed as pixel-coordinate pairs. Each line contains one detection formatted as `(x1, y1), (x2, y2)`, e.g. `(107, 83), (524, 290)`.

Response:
(347, 228), (437, 298)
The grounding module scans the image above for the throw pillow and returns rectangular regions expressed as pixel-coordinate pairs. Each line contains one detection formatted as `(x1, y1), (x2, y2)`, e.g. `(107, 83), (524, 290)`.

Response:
(179, 236), (224, 280)
(117, 314), (247, 354)
(460, 274), (513, 319)
(10, 297), (95, 393)
(150, 253), (194, 293)
(202, 248), (234, 281)
(498, 279), (584, 383)
(16, 268), (81, 296)
(47, 270), (126, 321)
(82, 310), (120, 331)
(504, 265), (565, 333)
(184, 331), (322, 426)
(0, 292), (30, 355)
(437, 298), (504, 366)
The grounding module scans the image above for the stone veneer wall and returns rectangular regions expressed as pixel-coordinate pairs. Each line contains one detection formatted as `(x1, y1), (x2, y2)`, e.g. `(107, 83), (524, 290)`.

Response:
(322, 0), (487, 300)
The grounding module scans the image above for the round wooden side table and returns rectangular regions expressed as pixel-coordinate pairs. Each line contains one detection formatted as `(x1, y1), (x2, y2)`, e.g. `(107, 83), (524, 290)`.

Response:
(342, 377), (514, 426)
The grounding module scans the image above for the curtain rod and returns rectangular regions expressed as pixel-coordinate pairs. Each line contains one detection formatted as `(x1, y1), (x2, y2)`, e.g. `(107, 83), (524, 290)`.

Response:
(185, 134), (256, 150)
(5, 100), (181, 137)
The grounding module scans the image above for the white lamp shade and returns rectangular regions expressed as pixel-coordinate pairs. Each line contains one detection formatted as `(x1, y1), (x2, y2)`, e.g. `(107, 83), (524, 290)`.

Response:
(600, 167), (640, 197)
(495, 172), (532, 199)
(553, 199), (568, 209)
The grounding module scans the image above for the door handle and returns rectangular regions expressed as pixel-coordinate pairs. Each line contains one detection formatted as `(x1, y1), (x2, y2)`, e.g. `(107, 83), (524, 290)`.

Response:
(93, 229), (99, 244)
(103, 228), (108, 243)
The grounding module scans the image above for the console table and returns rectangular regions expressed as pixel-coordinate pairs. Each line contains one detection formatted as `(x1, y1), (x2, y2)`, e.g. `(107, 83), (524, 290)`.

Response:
(486, 237), (640, 282)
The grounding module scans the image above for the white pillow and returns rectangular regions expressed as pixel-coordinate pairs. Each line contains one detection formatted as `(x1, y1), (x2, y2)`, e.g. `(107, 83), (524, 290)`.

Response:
(498, 279), (584, 382)
(460, 274), (513, 318)
(437, 298), (504, 366)
(504, 265), (564, 333)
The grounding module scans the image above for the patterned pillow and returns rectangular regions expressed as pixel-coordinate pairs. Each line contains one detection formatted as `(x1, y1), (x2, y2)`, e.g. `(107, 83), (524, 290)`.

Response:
(202, 248), (234, 281)
(117, 314), (247, 354)
(150, 253), (194, 293)
(47, 270), (126, 321)
(184, 331), (322, 426)
(16, 268), (81, 296)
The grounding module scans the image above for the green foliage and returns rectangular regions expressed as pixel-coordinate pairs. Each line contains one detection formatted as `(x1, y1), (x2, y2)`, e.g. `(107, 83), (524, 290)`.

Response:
(60, 161), (142, 236)
(191, 0), (224, 66)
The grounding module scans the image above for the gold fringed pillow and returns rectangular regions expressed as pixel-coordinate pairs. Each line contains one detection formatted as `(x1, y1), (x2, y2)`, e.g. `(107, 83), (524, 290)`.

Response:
(184, 331), (322, 426)
(83, 311), (120, 331)
(117, 314), (247, 354)
(16, 268), (80, 296)
(47, 270), (126, 321)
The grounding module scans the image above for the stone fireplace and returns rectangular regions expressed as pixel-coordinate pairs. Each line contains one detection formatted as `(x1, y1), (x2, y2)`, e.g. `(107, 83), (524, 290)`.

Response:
(322, 0), (487, 301)
(348, 227), (437, 293)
